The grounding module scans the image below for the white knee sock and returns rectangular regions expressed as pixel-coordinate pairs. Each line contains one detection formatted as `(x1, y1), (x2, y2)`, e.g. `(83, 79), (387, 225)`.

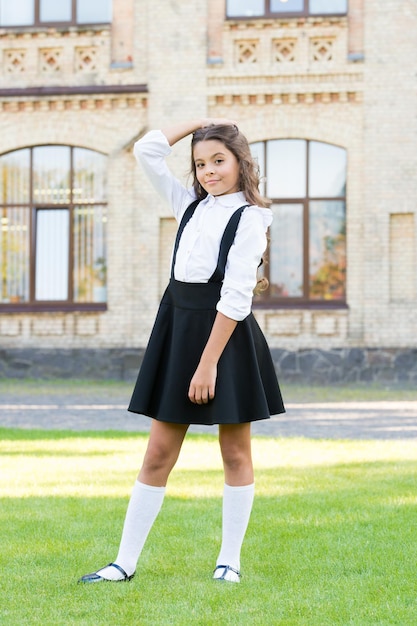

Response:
(97, 480), (165, 580)
(215, 483), (255, 572)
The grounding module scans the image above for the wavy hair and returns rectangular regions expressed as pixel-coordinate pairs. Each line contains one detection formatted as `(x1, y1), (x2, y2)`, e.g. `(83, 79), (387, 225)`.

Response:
(190, 124), (270, 294)
(190, 124), (270, 208)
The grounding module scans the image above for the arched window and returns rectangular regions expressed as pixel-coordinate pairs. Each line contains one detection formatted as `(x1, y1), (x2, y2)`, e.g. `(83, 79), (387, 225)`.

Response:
(0, 145), (107, 310)
(251, 139), (347, 305)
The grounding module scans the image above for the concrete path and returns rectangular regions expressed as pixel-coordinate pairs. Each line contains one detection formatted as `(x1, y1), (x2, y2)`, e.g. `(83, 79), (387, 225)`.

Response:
(1, 397), (417, 439)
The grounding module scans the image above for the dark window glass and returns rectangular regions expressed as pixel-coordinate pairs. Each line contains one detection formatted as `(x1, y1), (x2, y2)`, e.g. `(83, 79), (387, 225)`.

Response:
(251, 139), (347, 304)
(0, 146), (107, 308)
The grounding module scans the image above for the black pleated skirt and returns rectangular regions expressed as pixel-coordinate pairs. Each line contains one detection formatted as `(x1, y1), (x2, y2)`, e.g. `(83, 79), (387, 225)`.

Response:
(128, 279), (285, 425)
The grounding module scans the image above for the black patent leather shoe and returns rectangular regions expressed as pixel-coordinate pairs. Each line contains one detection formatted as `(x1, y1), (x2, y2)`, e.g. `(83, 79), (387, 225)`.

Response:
(78, 562), (135, 583)
(213, 564), (241, 583)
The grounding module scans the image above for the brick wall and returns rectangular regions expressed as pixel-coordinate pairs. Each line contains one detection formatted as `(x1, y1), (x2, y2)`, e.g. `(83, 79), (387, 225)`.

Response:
(0, 0), (416, 375)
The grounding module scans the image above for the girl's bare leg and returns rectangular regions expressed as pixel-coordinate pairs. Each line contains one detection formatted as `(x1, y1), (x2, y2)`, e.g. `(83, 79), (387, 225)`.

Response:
(218, 423), (254, 485)
(79, 420), (189, 582)
(214, 423), (255, 582)
(139, 420), (189, 485)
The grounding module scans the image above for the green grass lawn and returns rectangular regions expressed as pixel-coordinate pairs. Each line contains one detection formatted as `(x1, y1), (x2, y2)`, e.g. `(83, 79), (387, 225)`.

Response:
(1, 428), (416, 625)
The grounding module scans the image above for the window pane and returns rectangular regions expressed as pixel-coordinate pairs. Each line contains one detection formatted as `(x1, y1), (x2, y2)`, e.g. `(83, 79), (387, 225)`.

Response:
(267, 140), (306, 198)
(33, 146), (70, 205)
(309, 142), (346, 197)
(0, 149), (30, 204)
(73, 148), (107, 203)
(77, 0), (112, 23)
(0, 208), (30, 302)
(271, 0), (304, 13)
(0, 0), (33, 25)
(309, 0), (347, 14)
(40, 0), (71, 22)
(270, 203), (303, 297)
(226, 0), (264, 17)
(73, 205), (107, 302)
(35, 209), (69, 301)
(309, 200), (346, 300)
(250, 142), (266, 198)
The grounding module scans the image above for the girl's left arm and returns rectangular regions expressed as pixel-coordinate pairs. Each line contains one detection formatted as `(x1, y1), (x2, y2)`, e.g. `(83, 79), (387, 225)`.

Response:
(188, 312), (237, 404)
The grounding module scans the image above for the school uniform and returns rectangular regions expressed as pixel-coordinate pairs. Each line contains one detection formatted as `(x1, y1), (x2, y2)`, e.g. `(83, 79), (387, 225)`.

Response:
(128, 130), (285, 425)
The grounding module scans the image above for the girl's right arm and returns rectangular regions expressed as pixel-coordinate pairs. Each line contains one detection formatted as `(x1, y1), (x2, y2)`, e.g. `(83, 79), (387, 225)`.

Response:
(134, 118), (238, 217)
(161, 119), (203, 147)
(134, 129), (192, 217)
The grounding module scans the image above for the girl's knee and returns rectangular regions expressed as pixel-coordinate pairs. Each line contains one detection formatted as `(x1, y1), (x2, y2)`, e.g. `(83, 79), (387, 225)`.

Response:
(142, 442), (174, 472)
(142, 422), (187, 475)
(220, 443), (250, 471)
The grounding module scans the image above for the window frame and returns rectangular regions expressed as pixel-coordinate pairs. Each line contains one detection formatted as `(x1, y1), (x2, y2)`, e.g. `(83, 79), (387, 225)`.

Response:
(226, 0), (348, 20)
(0, 0), (112, 28)
(0, 144), (108, 313)
(253, 139), (347, 309)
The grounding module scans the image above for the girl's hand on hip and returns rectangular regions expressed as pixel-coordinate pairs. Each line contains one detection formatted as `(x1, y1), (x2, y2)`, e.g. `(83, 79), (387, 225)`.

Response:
(188, 362), (217, 405)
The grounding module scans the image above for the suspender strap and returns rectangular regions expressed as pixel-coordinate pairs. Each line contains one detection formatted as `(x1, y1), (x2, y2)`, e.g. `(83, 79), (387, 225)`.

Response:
(209, 205), (249, 282)
(171, 200), (248, 282)
(170, 199), (200, 278)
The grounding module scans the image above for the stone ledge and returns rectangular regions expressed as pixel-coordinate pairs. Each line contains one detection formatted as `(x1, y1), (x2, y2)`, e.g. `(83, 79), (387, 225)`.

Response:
(272, 347), (417, 384)
(0, 347), (416, 384)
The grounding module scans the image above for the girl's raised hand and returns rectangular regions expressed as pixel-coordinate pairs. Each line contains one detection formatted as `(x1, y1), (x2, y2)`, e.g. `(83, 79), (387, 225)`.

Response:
(201, 118), (238, 128)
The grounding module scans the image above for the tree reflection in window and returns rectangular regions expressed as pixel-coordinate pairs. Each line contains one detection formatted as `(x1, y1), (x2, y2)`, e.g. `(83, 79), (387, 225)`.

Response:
(251, 139), (346, 304)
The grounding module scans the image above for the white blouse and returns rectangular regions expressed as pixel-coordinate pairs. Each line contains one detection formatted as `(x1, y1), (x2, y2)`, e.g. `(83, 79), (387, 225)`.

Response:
(134, 130), (272, 321)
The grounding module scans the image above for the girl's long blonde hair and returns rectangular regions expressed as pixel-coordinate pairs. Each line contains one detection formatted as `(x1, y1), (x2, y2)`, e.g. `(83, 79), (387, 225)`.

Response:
(190, 124), (270, 295)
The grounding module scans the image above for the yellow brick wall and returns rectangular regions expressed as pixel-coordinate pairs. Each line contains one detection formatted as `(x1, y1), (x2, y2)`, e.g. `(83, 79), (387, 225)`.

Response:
(361, 0), (417, 347)
(0, 0), (416, 352)
(389, 214), (416, 303)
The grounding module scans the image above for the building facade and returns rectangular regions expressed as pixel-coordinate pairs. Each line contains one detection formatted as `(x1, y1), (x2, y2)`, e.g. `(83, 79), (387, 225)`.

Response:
(0, 0), (416, 383)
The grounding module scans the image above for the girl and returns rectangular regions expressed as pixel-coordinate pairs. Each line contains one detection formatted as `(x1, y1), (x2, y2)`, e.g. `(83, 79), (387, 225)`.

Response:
(78, 118), (285, 585)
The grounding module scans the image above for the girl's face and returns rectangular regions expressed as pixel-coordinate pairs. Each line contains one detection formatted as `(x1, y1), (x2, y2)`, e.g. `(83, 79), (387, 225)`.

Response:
(193, 139), (240, 196)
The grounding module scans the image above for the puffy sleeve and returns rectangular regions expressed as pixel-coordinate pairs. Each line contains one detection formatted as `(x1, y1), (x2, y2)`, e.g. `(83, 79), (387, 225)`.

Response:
(216, 206), (272, 321)
(133, 130), (195, 220)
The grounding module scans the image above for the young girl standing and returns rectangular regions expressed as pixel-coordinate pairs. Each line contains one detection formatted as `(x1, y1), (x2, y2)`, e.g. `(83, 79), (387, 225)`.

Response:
(78, 118), (285, 585)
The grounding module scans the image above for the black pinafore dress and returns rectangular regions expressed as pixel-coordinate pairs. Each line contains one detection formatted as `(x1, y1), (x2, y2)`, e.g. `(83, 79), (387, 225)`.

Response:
(128, 199), (285, 425)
